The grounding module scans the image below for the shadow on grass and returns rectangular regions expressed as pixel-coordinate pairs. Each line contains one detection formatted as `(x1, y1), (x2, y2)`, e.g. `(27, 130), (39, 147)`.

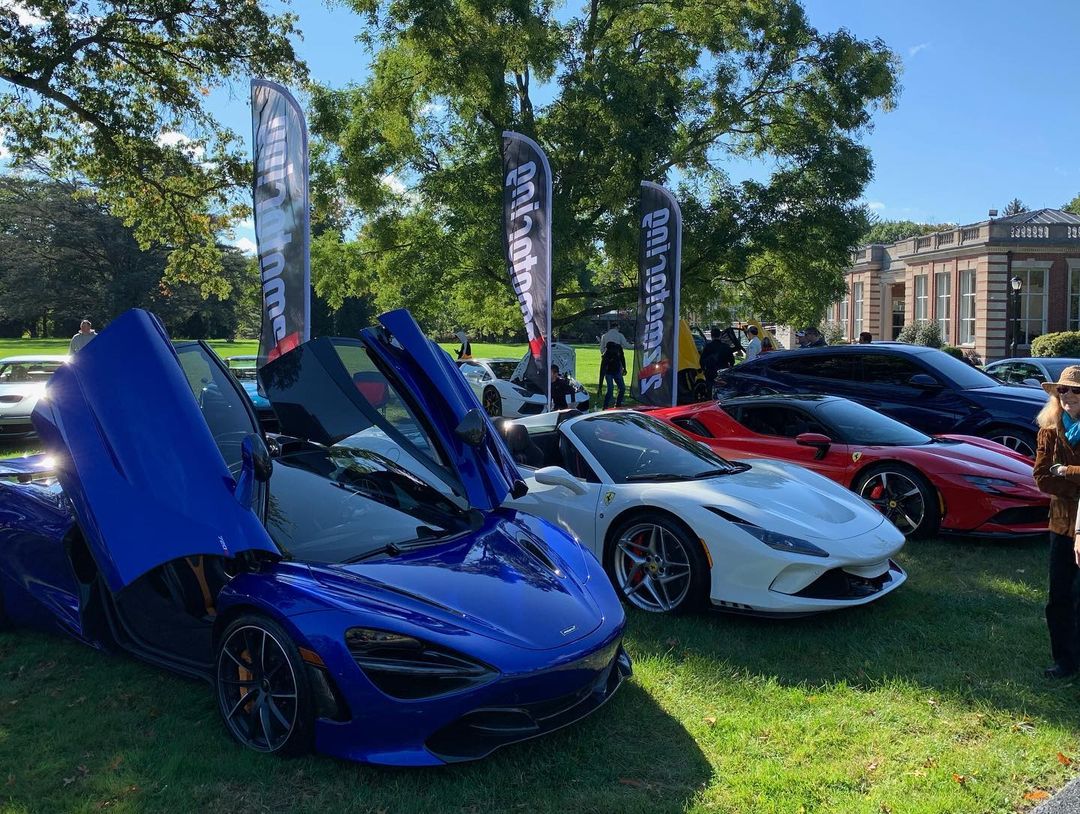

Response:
(0, 629), (711, 814)
(625, 535), (1077, 726)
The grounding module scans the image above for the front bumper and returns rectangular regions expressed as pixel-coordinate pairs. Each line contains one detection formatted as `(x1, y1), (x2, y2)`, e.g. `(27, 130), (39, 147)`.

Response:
(0, 416), (36, 440)
(936, 475), (1048, 536)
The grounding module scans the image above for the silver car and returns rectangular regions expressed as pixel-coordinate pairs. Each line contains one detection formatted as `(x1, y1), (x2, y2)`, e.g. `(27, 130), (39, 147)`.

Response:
(0, 355), (68, 441)
(983, 357), (1080, 388)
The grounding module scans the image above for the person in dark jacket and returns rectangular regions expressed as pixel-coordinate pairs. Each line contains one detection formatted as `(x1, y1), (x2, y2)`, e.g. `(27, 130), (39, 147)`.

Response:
(699, 328), (735, 388)
(550, 364), (575, 410)
(1032, 365), (1080, 678)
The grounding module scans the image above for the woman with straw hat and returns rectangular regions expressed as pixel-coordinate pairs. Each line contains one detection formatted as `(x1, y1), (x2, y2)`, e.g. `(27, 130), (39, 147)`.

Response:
(1033, 365), (1080, 678)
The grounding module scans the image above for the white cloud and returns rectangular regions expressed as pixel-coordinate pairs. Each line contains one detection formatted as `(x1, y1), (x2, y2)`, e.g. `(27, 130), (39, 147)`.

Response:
(908, 42), (931, 57)
(866, 201), (886, 211)
(228, 236), (258, 256)
(1, 1), (46, 26)
(156, 130), (205, 160)
(237, 217), (255, 230)
(381, 173), (407, 195)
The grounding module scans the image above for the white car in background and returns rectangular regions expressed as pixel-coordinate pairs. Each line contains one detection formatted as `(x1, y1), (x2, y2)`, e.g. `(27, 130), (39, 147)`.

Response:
(0, 355), (68, 441)
(500, 409), (906, 616)
(458, 345), (590, 418)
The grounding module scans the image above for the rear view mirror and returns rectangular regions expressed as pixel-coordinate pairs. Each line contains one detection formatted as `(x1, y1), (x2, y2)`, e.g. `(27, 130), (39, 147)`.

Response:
(795, 432), (832, 460)
(234, 433), (273, 510)
(455, 408), (489, 447)
(534, 466), (588, 496)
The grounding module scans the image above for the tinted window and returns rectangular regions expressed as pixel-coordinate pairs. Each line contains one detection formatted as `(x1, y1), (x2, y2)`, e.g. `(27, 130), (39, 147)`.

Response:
(812, 399), (931, 446)
(571, 413), (742, 483)
(0, 361), (63, 382)
(175, 344), (256, 471)
(770, 354), (856, 381)
(918, 350), (1000, 389)
(457, 362), (486, 378)
(858, 354), (927, 386)
(266, 445), (474, 563)
(738, 405), (828, 438)
(489, 361), (519, 380)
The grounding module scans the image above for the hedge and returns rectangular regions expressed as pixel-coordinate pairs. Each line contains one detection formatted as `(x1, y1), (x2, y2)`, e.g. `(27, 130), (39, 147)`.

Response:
(1030, 331), (1080, 358)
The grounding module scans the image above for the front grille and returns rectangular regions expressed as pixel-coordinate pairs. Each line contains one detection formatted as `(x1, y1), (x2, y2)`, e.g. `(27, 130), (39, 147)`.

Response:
(988, 506), (1049, 526)
(794, 564), (896, 600)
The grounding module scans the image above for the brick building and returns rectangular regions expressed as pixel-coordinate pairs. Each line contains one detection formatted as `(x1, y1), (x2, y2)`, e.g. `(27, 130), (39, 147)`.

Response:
(837, 209), (1080, 361)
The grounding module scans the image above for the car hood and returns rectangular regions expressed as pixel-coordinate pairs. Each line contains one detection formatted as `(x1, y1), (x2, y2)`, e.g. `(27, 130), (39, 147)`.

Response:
(31, 309), (278, 592)
(965, 385), (1046, 412)
(310, 514), (605, 651)
(918, 435), (1038, 478)
(665, 459), (899, 550)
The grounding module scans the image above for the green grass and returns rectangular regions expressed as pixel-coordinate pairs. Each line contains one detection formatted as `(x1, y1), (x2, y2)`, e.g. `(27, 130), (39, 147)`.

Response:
(0, 538), (1077, 813)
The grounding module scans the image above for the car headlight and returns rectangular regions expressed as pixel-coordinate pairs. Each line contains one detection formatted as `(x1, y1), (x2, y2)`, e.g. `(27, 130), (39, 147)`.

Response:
(963, 476), (1017, 494)
(345, 628), (496, 699)
(510, 384), (533, 397)
(734, 522), (829, 558)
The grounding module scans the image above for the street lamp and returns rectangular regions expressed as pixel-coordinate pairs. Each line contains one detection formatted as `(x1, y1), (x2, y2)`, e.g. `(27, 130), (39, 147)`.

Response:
(1009, 275), (1023, 357)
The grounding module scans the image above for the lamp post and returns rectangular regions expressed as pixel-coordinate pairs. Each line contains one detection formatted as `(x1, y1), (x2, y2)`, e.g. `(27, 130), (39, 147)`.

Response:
(1009, 275), (1023, 357)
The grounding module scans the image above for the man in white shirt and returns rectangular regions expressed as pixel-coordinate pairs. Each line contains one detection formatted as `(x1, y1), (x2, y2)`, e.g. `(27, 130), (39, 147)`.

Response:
(69, 319), (98, 354)
(744, 325), (762, 362)
(599, 323), (630, 351)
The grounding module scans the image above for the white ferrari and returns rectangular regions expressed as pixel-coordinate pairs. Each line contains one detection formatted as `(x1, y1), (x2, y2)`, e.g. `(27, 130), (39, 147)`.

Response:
(457, 346), (590, 418)
(501, 410), (906, 616)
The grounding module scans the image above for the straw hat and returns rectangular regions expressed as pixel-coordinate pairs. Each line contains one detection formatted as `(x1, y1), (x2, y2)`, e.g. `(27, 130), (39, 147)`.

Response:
(1041, 365), (1080, 395)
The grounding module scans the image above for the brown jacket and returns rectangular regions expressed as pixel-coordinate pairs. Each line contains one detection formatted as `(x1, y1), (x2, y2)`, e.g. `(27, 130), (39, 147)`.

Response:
(1033, 426), (1080, 535)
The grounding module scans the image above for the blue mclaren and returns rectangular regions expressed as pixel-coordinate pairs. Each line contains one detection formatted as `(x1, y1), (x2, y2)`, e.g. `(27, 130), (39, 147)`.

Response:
(0, 309), (629, 765)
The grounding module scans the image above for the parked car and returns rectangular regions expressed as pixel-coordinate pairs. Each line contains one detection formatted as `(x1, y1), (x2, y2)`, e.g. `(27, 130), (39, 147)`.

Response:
(500, 409), (906, 616)
(0, 309), (629, 765)
(715, 344), (1046, 457)
(225, 354), (278, 432)
(655, 395), (1048, 539)
(0, 355), (67, 441)
(458, 348), (590, 417)
(983, 357), (1080, 389)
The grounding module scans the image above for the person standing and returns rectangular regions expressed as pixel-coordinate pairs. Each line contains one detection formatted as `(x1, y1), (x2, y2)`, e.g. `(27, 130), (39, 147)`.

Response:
(550, 364), (575, 410)
(454, 331), (472, 360)
(802, 326), (828, 348)
(699, 327), (735, 386)
(69, 319), (97, 354)
(599, 321), (630, 353)
(600, 340), (627, 409)
(1032, 366), (1080, 678)
(859, 331), (873, 344)
(743, 325), (762, 362)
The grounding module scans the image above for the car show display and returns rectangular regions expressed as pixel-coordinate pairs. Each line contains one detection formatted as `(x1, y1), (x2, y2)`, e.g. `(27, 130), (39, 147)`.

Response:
(500, 409), (907, 616)
(459, 345), (590, 418)
(0, 309), (630, 765)
(656, 395), (1048, 538)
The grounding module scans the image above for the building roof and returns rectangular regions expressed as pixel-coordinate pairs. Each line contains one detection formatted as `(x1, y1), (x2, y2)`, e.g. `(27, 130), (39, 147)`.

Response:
(995, 208), (1080, 225)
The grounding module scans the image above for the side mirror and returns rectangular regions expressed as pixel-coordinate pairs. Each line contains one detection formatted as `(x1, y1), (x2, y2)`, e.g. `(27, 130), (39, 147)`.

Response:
(1022, 378), (1041, 387)
(235, 433), (273, 509)
(455, 408), (489, 447)
(795, 432), (832, 460)
(908, 373), (941, 390)
(534, 466), (588, 496)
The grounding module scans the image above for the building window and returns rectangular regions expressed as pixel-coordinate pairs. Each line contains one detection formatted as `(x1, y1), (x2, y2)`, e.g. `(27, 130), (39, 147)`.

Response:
(838, 290), (849, 339)
(959, 270), (976, 345)
(1070, 265), (1080, 330)
(935, 272), (951, 342)
(853, 282), (864, 338)
(1015, 267), (1047, 346)
(914, 275), (928, 321)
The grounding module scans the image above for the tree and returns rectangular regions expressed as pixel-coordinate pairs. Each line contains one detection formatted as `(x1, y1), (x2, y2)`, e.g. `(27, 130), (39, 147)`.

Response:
(861, 219), (953, 245)
(1064, 194), (1080, 216)
(310, 0), (898, 332)
(1003, 198), (1027, 216)
(0, 1), (305, 297)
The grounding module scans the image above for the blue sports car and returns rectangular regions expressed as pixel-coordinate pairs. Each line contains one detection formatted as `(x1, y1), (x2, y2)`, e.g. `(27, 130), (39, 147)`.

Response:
(0, 308), (629, 765)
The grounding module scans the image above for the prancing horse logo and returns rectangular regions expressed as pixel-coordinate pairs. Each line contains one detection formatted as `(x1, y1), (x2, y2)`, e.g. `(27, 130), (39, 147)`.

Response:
(851, 452), (862, 463)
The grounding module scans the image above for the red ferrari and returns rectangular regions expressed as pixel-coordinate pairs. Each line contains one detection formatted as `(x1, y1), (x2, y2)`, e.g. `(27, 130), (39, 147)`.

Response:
(654, 394), (1048, 539)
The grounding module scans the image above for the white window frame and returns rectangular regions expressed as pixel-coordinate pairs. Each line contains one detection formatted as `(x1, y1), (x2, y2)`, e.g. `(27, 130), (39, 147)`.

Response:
(1068, 259), (1080, 331)
(853, 282), (864, 338)
(838, 290), (849, 339)
(935, 271), (952, 343)
(914, 274), (928, 321)
(959, 269), (976, 345)
(1013, 263), (1050, 348)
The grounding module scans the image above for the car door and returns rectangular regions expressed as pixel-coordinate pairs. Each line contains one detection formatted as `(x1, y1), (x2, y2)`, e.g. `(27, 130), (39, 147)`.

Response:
(722, 403), (855, 481)
(31, 309), (279, 593)
(508, 427), (605, 557)
(764, 353), (861, 397)
(854, 352), (969, 435)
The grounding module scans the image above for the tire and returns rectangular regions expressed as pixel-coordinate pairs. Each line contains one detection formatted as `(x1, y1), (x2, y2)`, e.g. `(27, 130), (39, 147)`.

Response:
(982, 427), (1036, 459)
(604, 514), (710, 614)
(215, 614), (315, 756)
(854, 463), (940, 539)
(482, 387), (503, 418)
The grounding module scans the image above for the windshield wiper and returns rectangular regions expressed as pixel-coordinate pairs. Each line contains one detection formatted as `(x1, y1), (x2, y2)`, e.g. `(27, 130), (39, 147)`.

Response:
(625, 472), (686, 482)
(695, 465), (748, 478)
(342, 526), (449, 563)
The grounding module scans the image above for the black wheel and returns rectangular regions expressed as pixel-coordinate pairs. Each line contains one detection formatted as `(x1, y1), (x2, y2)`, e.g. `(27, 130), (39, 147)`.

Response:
(215, 614), (314, 756)
(854, 463), (940, 539)
(482, 387), (503, 418)
(605, 514), (710, 614)
(983, 427), (1036, 458)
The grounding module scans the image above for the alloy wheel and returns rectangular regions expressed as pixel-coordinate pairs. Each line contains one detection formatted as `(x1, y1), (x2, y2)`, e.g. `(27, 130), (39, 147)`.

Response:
(217, 625), (299, 753)
(859, 470), (926, 536)
(482, 388), (502, 418)
(988, 433), (1035, 458)
(613, 522), (693, 613)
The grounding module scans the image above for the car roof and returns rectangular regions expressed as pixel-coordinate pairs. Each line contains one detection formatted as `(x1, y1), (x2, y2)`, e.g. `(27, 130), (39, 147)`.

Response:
(0, 355), (69, 364)
(721, 394), (841, 407)
(988, 357), (1080, 364)
(740, 343), (936, 366)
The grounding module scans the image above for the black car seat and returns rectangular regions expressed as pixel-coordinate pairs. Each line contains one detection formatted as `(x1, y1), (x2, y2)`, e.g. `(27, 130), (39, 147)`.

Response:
(504, 423), (544, 468)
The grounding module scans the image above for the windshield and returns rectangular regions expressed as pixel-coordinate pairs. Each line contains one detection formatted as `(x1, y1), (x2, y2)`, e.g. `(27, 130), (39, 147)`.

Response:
(489, 361), (519, 380)
(1044, 360), (1080, 381)
(266, 443), (475, 564)
(925, 350), (1000, 389)
(813, 399), (932, 446)
(0, 361), (64, 383)
(571, 412), (744, 483)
